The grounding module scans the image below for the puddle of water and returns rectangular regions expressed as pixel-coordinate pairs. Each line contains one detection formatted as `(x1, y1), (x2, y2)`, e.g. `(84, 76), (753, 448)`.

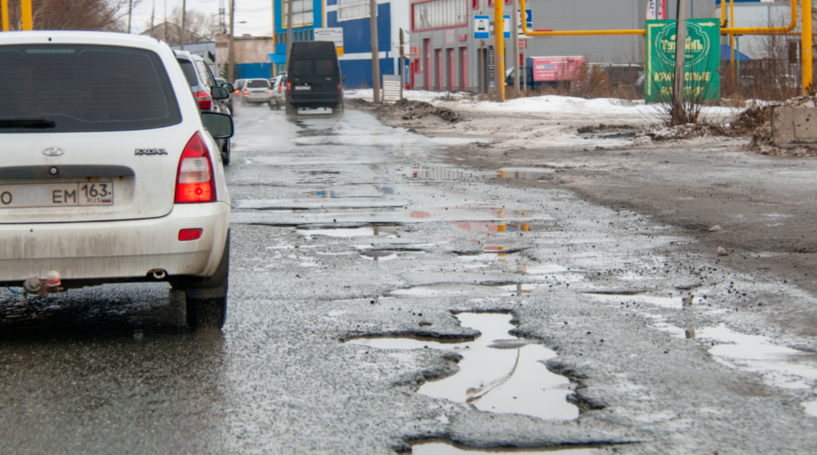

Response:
(301, 190), (337, 198)
(803, 400), (817, 417)
(411, 442), (600, 455)
(698, 324), (817, 390)
(496, 168), (553, 180)
(296, 226), (399, 238)
(349, 313), (577, 420)
(409, 166), (497, 180)
(451, 222), (554, 232)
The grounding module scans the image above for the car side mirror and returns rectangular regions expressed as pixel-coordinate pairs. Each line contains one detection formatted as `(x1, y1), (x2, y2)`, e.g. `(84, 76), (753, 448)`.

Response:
(211, 86), (230, 100)
(201, 112), (234, 139)
(341, 74), (346, 82)
(221, 83), (234, 93)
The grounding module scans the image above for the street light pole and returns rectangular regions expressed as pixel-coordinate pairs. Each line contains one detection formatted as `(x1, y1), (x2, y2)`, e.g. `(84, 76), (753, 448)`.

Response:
(370, 0), (381, 103)
(286, 0), (294, 65)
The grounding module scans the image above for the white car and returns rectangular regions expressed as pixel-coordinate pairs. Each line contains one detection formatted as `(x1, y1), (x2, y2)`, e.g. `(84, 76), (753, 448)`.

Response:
(0, 31), (234, 329)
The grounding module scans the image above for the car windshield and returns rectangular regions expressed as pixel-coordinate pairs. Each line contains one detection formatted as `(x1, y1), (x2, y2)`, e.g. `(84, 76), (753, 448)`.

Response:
(246, 80), (270, 88)
(0, 45), (181, 133)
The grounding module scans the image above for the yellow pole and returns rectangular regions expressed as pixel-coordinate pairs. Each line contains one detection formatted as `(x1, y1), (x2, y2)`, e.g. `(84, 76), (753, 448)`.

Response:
(721, 0), (726, 27)
(21, 0), (32, 30)
(721, 0), (797, 35)
(494, 0), (505, 102)
(1, 0), (9, 31)
(804, 0), (813, 93)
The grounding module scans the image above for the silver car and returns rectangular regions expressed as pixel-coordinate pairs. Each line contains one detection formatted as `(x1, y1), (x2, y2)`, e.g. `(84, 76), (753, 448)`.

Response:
(239, 78), (272, 105)
(269, 74), (287, 110)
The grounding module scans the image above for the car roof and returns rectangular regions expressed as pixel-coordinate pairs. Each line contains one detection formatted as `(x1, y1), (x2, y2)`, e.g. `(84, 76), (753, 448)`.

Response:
(0, 30), (169, 51)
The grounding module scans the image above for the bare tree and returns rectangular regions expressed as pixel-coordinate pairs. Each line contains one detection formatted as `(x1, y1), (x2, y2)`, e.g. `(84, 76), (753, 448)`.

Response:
(167, 6), (216, 42)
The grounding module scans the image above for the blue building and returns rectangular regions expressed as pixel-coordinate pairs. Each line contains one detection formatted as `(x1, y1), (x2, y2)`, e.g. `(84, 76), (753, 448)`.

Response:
(270, 0), (410, 88)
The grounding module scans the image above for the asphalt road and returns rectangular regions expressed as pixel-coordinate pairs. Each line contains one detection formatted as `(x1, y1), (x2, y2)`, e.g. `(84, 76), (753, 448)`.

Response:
(2, 104), (817, 454)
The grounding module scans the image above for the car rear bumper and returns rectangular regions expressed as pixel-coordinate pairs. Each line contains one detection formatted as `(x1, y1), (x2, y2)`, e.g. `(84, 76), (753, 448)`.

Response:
(0, 203), (230, 282)
(243, 94), (269, 102)
(289, 93), (342, 107)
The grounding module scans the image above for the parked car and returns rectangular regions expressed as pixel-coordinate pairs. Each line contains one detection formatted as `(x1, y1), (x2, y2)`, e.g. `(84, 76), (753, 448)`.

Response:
(0, 31), (235, 329)
(176, 50), (234, 165)
(214, 77), (233, 111)
(231, 78), (246, 103)
(239, 78), (272, 105)
(286, 41), (345, 115)
(269, 74), (287, 110)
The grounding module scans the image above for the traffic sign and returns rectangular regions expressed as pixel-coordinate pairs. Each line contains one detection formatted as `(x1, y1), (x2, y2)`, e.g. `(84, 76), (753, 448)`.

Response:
(518, 9), (533, 31)
(503, 15), (511, 39)
(314, 28), (344, 56)
(474, 15), (490, 39)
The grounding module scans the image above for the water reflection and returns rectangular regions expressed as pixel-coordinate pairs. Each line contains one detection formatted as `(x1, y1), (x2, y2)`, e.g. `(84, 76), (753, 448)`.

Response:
(412, 442), (601, 455)
(348, 313), (577, 420)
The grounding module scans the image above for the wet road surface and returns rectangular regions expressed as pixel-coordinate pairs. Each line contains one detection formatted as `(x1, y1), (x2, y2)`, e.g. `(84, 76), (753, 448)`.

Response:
(3, 105), (817, 454)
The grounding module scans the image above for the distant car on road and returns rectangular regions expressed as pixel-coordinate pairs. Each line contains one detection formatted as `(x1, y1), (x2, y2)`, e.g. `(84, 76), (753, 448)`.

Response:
(286, 41), (345, 115)
(0, 32), (235, 329)
(269, 74), (287, 110)
(238, 78), (272, 105)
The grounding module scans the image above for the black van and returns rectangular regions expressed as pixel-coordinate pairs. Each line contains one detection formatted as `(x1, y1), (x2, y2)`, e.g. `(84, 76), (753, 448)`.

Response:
(285, 42), (344, 115)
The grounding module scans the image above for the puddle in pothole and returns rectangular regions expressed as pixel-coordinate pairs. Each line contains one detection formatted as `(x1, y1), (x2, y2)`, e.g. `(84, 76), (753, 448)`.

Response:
(348, 313), (577, 420)
(496, 168), (553, 180)
(451, 221), (556, 233)
(411, 442), (601, 455)
(408, 166), (496, 180)
(296, 225), (400, 239)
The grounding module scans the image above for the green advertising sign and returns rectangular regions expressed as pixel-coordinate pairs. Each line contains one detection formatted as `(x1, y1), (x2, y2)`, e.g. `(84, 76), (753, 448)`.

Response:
(645, 19), (720, 103)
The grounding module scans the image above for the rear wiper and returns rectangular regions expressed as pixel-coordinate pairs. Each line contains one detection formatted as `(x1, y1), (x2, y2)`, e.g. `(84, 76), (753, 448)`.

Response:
(0, 119), (56, 129)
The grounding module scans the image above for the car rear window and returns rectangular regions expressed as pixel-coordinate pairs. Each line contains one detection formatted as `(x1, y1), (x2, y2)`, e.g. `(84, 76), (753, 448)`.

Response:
(316, 59), (334, 77)
(178, 59), (199, 87)
(0, 45), (182, 133)
(246, 80), (270, 88)
(292, 60), (311, 77)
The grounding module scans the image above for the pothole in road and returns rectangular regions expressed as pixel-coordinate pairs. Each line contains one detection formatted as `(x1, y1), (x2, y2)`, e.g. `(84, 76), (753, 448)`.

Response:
(295, 225), (401, 239)
(496, 168), (553, 180)
(408, 166), (496, 180)
(410, 441), (601, 455)
(451, 221), (557, 233)
(348, 312), (578, 421)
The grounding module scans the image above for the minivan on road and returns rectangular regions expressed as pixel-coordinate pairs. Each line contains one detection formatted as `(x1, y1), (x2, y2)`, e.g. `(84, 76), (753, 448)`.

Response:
(285, 41), (344, 115)
(0, 32), (234, 329)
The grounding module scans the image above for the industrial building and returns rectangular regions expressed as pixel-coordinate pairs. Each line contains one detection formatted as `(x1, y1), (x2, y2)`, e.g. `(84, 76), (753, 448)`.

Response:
(407, 0), (718, 92)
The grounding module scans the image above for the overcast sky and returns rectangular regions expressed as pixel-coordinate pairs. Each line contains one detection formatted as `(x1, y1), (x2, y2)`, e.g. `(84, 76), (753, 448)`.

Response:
(132, 0), (275, 37)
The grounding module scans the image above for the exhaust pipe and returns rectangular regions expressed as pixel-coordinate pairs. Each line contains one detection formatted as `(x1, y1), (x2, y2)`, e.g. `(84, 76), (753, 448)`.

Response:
(149, 269), (167, 280)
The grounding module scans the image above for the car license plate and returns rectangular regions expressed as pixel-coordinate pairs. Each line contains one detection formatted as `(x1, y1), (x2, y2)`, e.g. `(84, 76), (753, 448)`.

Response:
(0, 182), (114, 208)
(295, 85), (311, 91)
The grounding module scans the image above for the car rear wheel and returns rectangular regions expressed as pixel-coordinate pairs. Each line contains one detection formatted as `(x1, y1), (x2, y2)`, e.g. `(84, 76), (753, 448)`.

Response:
(285, 103), (296, 116)
(221, 139), (231, 166)
(180, 230), (230, 330)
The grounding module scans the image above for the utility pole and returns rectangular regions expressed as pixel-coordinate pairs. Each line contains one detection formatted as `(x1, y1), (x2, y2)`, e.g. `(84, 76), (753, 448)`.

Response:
(150, 1), (154, 34)
(493, 0), (505, 101)
(128, 0), (133, 33)
(672, 0), (689, 121)
(512, 0), (520, 94)
(228, 0), (235, 82)
(180, 0), (187, 50)
(164, 0), (168, 42)
(286, 0), (293, 65)
(479, 41), (483, 95)
(399, 27), (405, 98)
(370, 0), (381, 103)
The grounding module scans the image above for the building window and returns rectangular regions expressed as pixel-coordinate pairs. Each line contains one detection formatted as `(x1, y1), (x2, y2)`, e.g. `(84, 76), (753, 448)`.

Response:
(487, 0), (492, 6)
(472, 0), (478, 10)
(338, 0), (376, 21)
(412, 0), (467, 31)
(283, 0), (314, 27)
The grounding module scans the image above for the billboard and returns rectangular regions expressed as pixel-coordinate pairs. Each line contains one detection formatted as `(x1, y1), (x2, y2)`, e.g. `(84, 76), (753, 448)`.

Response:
(529, 56), (585, 82)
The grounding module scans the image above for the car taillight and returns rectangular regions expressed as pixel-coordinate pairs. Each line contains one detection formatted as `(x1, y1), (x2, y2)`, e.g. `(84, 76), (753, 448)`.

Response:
(268, 90), (272, 95)
(175, 132), (216, 204)
(286, 82), (291, 94)
(243, 90), (248, 95)
(178, 228), (204, 241)
(337, 82), (342, 93)
(194, 91), (212, 110)
(278, 85), (282, 94)
(234, 89), (239, 94)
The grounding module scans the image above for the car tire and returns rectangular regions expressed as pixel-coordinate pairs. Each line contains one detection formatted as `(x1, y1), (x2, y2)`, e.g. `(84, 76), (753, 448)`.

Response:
(276, 100), (281, 111)
(182, 230), (230, 330)
(221, 139), (231, 166)
(285, 103), (296, 116)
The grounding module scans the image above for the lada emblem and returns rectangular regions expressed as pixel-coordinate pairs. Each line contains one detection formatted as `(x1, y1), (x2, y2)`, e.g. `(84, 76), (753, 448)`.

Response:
(42, 147), (65, 157)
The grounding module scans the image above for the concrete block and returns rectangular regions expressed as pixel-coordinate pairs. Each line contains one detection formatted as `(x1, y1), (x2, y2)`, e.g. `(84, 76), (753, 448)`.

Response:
(772, 107), (817, 147)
